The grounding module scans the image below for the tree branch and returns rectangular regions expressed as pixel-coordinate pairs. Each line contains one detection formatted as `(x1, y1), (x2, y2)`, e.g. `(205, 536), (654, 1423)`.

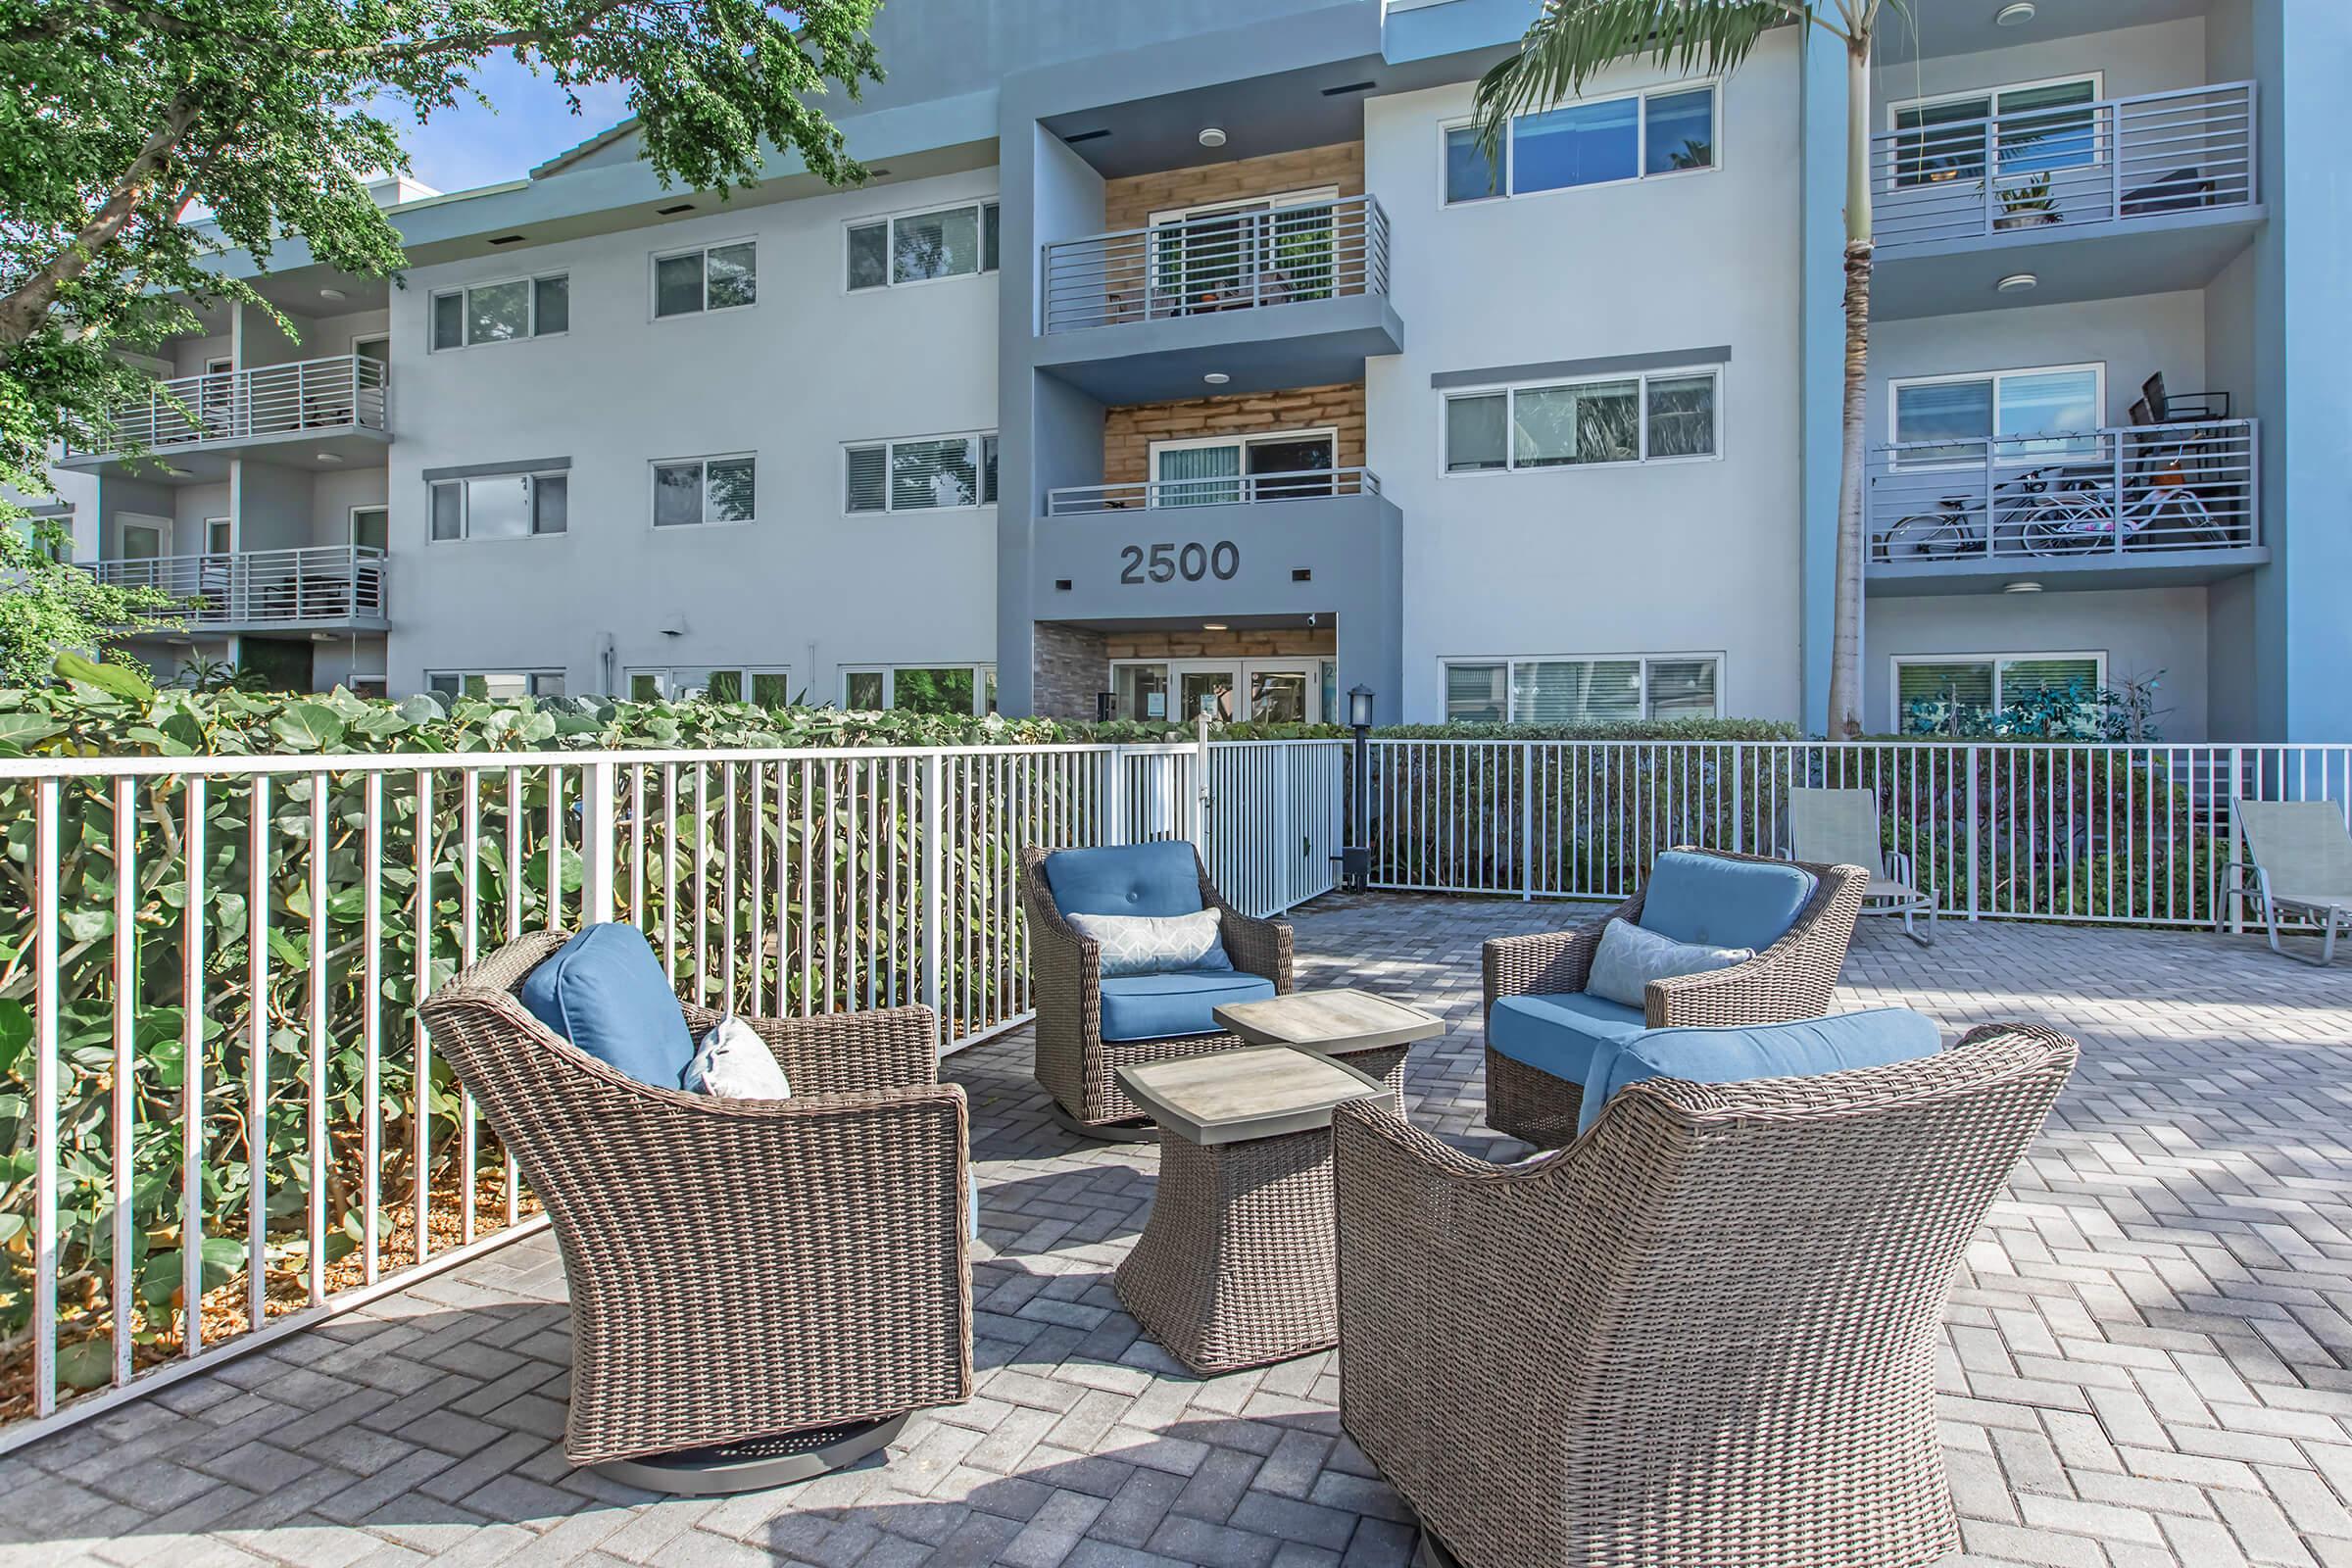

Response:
(321, 0), (648, 65)
(0, 96), (203, 350)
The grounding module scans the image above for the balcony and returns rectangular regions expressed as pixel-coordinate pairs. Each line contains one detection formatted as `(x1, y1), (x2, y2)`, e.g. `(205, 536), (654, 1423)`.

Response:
(82, 545), (390, 630)
(61, 355), (391, 477)
(1046, 466), (1382, 514)
(1035, 195), (1403, 403)
(1869, 83), (2260, 318)
(1865, 416), (2264, 595)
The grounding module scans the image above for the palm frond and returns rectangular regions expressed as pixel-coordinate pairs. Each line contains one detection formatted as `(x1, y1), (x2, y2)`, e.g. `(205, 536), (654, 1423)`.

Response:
(1473, 0), (1795, 158)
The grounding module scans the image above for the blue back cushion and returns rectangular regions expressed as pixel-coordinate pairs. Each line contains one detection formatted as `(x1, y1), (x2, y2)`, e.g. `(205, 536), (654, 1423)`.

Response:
(1042, 842), (1204, 918)
(1638, 851), (1816, 951)
(518, 923), (697, 1090)
(1578, 1006), (1942, 1136)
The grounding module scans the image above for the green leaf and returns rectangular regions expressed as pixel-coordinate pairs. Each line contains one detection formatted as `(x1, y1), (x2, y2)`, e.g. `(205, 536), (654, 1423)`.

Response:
(271, 704), (348, 751)
(57, 1339), (114, 1391)
(0, 712), (66, 751)
(54, 651), (155, 703)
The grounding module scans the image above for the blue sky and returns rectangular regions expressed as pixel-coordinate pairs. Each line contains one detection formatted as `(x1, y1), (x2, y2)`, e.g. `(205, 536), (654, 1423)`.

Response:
(393, 57), (636, 193)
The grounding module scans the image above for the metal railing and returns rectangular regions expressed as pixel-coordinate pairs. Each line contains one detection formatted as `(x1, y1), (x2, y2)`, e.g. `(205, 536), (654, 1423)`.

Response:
(65, 355), (390, 461)
(1047, 466), (1383, 514)
(0, 737), (1343, 1446)
(1871, 81), (2255, 252)
(81, 545), (389, 625)
(1867, 417), (2257, 565)
(1363, 737), (2345, 930)
(1042, 193), (1392, 334)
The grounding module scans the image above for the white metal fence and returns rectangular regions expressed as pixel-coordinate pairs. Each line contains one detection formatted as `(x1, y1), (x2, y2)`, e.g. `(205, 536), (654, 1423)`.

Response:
(64, 355), (390, 462)
(1362, 738), (2352, 926)
(81, 545), (390, 627)
(1041, 194), (1392, 334)
(0, 738), (1341, 1448)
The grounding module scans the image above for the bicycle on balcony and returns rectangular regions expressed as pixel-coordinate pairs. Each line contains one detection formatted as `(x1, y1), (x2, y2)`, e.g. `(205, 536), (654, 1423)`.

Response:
(1873, 464), (2089, 564)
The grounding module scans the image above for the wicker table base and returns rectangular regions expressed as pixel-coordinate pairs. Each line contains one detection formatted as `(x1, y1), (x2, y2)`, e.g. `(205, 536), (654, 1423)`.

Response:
(1116, 1120), (1343, 1375)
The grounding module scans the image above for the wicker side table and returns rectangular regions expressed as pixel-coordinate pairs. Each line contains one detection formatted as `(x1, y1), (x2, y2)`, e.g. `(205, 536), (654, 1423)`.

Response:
(1215, 987), (1443, 1112)
(1114, 1047), (1385, 1377)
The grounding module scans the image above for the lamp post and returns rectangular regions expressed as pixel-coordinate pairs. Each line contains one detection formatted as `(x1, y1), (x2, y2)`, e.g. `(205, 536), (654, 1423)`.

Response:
(1344, 685), (1373, 892)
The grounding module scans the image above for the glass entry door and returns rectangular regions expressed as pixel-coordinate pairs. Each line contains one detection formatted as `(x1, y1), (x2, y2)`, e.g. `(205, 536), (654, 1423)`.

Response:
(1112, 658), (1325, 723)
(1178, 667), (1236, 722)
(1246, 662), (1315, 722)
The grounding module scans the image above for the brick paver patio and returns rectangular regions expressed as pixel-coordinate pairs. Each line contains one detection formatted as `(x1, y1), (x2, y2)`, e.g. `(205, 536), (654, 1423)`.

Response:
(5, 895), (2350, 1568)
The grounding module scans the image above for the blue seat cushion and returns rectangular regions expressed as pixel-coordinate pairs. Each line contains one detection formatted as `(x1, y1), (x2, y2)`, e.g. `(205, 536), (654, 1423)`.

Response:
(1044, 841), (1203, 919)
(1638, 850), (1817, 952)
(518, 923), (697, 1090)
(1099, 968), (1276, 1042)
(1487, 991), (1649, 1091)
(1578, 1006), (1942, 1136)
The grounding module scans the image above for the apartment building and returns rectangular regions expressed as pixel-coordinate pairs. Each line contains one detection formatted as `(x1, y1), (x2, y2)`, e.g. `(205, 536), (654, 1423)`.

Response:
(40, 0), (2350, 739)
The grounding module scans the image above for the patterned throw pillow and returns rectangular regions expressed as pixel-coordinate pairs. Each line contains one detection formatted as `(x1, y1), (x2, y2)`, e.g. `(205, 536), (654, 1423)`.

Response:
(1584, 917), (1752, 1009)
(1064, 908), (1233, 977)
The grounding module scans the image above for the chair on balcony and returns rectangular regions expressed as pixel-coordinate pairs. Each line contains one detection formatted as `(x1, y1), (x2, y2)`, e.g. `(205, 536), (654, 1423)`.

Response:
(1334, 1017), (2079, 1568)
(417, 926), (972, 1492)
(1481, 848), (1867, 1148)
(1019, 840), (1292, 1139)
(1790, 786), (1936, 946)
(2225, 800), (2352, 966)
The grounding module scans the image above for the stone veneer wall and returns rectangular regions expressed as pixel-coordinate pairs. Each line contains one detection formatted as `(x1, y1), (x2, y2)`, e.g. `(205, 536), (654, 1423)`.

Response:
(1102, 384), (1366, 488)
(1102, 627), (1337, 661)
(1101, 142), (1365, 233)
(1032, 621), (1110, 719)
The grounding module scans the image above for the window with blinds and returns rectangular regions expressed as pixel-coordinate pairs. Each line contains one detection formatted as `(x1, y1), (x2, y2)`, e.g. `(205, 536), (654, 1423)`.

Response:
(845, 433), (999, 514)
(1894, 654), (2103, 729)
(1444, 657), (1720, 722)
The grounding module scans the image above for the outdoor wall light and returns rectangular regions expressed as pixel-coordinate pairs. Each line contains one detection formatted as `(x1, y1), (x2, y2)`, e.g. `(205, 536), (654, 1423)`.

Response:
(2004, 580), (2044, 594)
(1996, 272), (2039, 293)
(1198, 127), (1228, 149)
(1995, 2), (2035, 24)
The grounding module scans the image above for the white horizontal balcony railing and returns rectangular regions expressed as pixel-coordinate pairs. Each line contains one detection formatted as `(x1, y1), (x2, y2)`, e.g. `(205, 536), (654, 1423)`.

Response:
(81, 546), (389, 625)
(1046, 466), (1382, 514)
(1867, 418), (2257, 565)
(0, 739), (1344, 1446)
(1871, 81), (2256, 253)
(1041, 194), (1392, 334)
(64, 355), (389, 461)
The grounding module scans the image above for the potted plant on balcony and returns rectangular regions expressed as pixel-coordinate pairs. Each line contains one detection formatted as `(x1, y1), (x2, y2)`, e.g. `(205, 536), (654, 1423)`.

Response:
(1993, 172), (2060, 230)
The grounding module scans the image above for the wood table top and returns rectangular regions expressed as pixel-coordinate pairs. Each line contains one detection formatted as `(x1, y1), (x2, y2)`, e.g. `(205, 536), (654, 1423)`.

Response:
(1214, 988), (1446, 1054)
(1115, 1047), (1384, 1147)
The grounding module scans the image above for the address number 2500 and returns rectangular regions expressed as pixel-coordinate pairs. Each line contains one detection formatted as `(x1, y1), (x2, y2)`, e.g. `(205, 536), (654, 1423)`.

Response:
(1119, 540), (1241, 584)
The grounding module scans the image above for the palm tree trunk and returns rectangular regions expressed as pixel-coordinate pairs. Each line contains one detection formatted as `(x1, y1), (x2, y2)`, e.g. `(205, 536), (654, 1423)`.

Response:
(1825, 25), (1874, 739)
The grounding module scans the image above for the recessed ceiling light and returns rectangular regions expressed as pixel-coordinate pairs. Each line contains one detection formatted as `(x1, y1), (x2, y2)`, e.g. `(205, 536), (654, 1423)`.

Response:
(1201, 622), (1229, 632)
(1198, 127), (1227, 149)
(1995, 1), (2035, 24)
(318, 286), (348, 301)
(315, 452), (342, 464)
(2003, 579), (2043, 594)
(1202, 371), (1230, 385)
(1996, 271), (2038, 292)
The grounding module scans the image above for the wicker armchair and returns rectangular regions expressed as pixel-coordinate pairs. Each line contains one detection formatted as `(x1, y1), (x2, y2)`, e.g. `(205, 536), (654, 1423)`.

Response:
(1020, 843), (1293, 1137)
(1336, 1023), (2079, 1568)
(417, 930), (972, 1486)
(1484, 848), (1868, 1148)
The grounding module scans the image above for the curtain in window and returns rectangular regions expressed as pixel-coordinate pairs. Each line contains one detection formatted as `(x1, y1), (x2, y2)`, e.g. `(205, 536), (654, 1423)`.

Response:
(1154, 444), (1243, 507)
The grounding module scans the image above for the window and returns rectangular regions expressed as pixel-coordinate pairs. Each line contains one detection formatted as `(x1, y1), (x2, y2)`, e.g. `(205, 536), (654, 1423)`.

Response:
(1151, 429), (1339, 504)
(1892, 653), (2104, 730)
(845, 432), (999, 513)
(204, 517), (232, 555)
(841, 664), (998, 716)
(654, 240), (757, 318)
(8, 514), (69, 563)
(1443, 656), (1721, 722)
(626, 665), (792, 706)
(652, 456), (757, 527)
(1445, 83), (1716, 203)
(429, 470), (567, 541)
(1445, 368), (1718, 473)
(1890, 364), (2101, 466)
(1889, 75), (2101, 189)
(348, 506), (388, 553)
(430, 274), (568, 349)
(848, 201), (1002, 289)
(426, 670), (566, 700)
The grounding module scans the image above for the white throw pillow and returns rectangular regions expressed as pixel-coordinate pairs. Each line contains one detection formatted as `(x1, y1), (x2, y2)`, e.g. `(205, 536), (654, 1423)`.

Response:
(682, 1012), (791, 1099)
(1064, 907), (1233, 977)
(1585, 918), (1753, 1009)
